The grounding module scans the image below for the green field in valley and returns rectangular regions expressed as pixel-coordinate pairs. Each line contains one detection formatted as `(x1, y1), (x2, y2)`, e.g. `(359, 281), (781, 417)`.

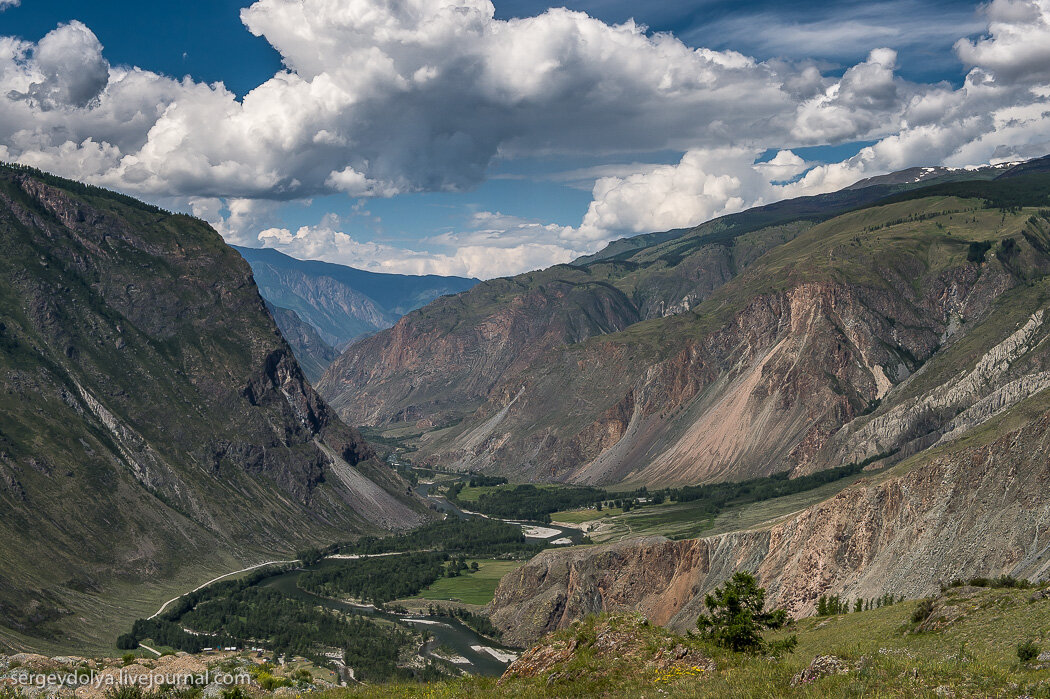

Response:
(414, 560), (524, 605)
(550, 506), (624, 523)
(582, 468), (877, 543)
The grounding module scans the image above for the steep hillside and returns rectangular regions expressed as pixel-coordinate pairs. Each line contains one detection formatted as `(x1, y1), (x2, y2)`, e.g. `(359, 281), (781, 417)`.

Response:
(265, 302), (339, 383)
(321, 165), (1050, 486)
(235, 246), (478, 350)
(0, 166), (425, 652)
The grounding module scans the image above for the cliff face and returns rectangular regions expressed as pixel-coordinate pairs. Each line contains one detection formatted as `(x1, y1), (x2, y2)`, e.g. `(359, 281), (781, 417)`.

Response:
(317, 272), (649, 429)
(490, 391), (1050, 646)
(0, 167), (424, 650)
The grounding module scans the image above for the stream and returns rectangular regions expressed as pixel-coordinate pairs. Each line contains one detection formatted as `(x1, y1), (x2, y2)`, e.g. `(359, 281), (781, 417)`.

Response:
(236, 481), (581, 677)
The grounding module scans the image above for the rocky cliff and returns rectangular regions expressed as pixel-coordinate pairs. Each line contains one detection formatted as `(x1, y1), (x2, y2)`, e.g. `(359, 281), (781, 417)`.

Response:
(490, 385), (1050, 646)
(0, 166), (425, 651)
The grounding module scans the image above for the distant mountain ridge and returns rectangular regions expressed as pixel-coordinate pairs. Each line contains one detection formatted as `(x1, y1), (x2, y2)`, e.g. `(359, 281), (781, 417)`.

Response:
(234, 245), (479, 350)
(573, 159), (1031, 266)
(263, 302), (340, 383)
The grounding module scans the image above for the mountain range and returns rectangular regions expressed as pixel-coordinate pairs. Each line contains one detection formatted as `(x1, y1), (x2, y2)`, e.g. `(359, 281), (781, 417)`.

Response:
(0, 165), (424, 652)
(233, 246), (478, 381)
(307, 157), (1050, 643)
(318, 158), (1050, 487)
(6, 154), (1050, 663)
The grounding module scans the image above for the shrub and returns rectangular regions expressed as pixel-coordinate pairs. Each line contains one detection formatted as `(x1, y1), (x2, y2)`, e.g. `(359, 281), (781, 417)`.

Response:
(1018, 639), (1040, 663)
(256, 672), (292, 691)
(121, 653), (137, 666)
(967, 241), (992, 263)
(697, 572), (790, 653)
(297, 547), (324, 566)
(911, 598), (936, 625)
(116, 634), (139, 651)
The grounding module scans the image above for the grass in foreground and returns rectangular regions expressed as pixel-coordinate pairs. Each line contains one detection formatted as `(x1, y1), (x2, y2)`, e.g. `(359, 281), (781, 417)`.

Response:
(323, 585), (1050, 698)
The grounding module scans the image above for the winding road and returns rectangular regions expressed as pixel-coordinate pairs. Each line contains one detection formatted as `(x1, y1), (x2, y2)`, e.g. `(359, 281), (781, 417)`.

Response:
(148, 560), (300, 619)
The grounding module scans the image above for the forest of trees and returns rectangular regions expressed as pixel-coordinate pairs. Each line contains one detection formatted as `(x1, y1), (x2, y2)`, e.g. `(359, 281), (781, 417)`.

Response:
(451, 484), (608, 521)
(426, 604), (502, 640)
(119, 585), (431, 682)
(442, 459), (871, 524)
(297, 553), (449, 604)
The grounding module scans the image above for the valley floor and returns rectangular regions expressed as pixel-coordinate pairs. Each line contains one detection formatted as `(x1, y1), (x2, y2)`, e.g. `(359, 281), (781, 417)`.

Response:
(5, 584), (1049, 697)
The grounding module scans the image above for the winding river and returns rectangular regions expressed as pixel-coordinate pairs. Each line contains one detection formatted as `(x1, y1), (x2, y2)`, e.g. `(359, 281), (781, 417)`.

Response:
(258, 560), (517, 677)
(157, 475), (582, 677)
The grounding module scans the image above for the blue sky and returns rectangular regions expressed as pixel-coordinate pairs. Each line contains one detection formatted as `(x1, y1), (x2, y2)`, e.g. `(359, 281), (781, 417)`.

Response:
(1, 1), (982, 94)
(1, 0), (1047, 278)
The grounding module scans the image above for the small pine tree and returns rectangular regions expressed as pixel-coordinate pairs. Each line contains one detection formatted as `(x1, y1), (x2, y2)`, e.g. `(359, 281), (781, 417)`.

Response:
(697, 572), (792, 653)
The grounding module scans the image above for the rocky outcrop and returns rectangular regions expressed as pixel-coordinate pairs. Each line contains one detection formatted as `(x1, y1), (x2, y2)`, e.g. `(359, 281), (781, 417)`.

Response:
(499, 614), (714, 682)
(489, 535), (766, 648)
(489, 397), (1050, 644)
(820, 308), (1050, 470)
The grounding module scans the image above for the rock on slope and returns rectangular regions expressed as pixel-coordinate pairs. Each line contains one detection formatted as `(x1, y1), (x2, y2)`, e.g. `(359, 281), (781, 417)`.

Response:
(321, 168), (1050, 486)
(0, 166), (425, 650)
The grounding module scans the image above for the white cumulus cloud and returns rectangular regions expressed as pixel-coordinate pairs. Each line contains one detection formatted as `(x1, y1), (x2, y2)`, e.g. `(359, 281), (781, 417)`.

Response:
(1, 0), (1050, 277)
